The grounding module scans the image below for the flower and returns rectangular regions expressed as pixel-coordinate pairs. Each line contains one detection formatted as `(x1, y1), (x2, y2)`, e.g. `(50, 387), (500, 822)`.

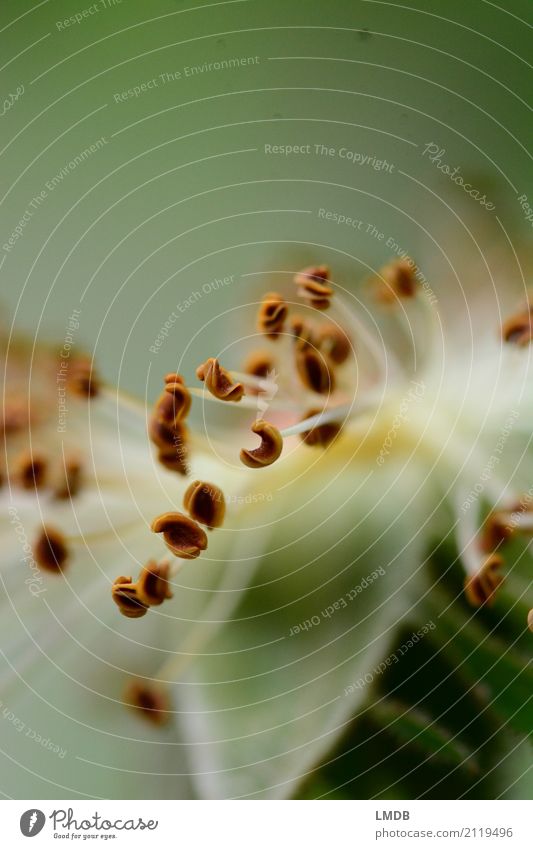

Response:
(0, 254), (531, 800)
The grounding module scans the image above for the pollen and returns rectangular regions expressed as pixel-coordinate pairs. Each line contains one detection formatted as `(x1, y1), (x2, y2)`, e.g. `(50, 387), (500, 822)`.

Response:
(196, 357), (244, 402)
(15, 451), (48, 490)
(501, 307), (532, 347)
(151, 512), (208, 559)
(33, 525), (69, 573)
(375, 258), (418, 304)
(124, 680), (171, 726)
(295, 347), (335, 394)
(299, 408), (341, 447)
(294, 265), (333, 310)
(240, 420), (283, 468)
(464, 554), (504, 607)
(257, 292), (288, 338)
(184, 480), (225, 529)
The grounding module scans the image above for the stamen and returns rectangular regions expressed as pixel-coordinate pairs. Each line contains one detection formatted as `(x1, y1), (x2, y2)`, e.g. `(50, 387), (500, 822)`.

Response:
(243, 351), (275, 380)
(290, 315), (317, 350)
(464, 554), (504, 607)
(318, 323), (351, 365)
(374, 258), (418, 304)
(502, 307), (532, 347)
(183, 480), (225, 529)
(151, 512), (208, 559)
(299, 407), (341, 448)
(68, 356), (100, 397)
(528, 609), (533, 633)
(54, 455), (83, 500)
(481, 511), (514, 552)
(295, 347), (335, 395)
(123, 680), (171, 726)
(16, 451), (48, 490)
(136, 559), (174, 606)
(294, 265), (333, 310)
(111, 575), (149, 618)
(196, 357), (244, 402)
(149, 417), (189, 476)
(33, 525), (69, 572)
(257, 292), (288, 338)
(240, 420), (283, 468)
(153, 378), (191, 428)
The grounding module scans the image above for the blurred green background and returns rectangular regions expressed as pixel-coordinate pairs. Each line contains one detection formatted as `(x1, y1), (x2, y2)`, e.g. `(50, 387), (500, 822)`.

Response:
(1, 0), (531, 401)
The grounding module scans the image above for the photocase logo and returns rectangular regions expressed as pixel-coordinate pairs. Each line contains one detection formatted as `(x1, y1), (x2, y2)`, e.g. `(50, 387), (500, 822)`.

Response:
(20, 809), (46, 837)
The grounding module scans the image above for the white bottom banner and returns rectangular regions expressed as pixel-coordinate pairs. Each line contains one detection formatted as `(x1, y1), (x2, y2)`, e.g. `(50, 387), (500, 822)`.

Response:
(1, 800), (531, 848)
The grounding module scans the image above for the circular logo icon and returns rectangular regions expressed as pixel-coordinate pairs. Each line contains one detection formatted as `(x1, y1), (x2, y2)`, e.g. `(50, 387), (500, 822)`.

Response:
(20, 810), (46, 837)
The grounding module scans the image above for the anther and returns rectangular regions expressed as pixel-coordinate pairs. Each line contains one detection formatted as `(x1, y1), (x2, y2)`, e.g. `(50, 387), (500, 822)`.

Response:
(375, 258), (418, 303)
(153, 380), (191, 428)
(501, 308), (532, 347)
(257, 292), (288, 338)
(54, 455), (83, 500)
(243, 350), (275, 380)
(33, 525), (69, 572)
(196, 358), (244, 402)
(481, 511), (514, 552)
(295, 347), (335, 394)
(318, 323), (351, 365)
(240, 420), (283, 468)
(151, 512), (208, 559)
(294, 265), (333, 310)
(16, 451), (47, 490)
(528, 609), (533, 633)
(290, 315), (316, 350)
(183, 480), (225, 529)
(111, 575), (149, 619)
(299, 407), (341, 448)
(464, 554), (504, 607)
(124, 680), (171, 726)
(68, 356), (100, 397)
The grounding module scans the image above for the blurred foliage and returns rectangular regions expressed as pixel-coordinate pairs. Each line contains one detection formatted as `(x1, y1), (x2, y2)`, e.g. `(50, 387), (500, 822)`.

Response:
(297, 537), (532, 799)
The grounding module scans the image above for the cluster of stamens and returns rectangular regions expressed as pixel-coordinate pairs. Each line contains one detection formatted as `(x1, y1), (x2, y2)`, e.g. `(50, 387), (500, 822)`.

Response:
(465, 502), (533, 621)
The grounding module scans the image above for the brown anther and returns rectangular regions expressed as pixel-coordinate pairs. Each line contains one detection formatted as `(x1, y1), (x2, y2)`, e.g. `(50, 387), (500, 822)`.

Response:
(240, 419), (283, 469)
(111, 575), (149, 619)
(124, 680), (171, 726)
(184, 480), (225, 529)
(501, 308), (532, 347)
(1, 397), (29, 436)
(164, 372), (184, 385)
(16, 451), (47, 490)
(196, 357), (244, 402)
(299, 408), (341, 448)
(290, 315), (316, 350)
(243, 350), (275, 379)
(33, 525), (69, 573)
(151, 512), (208, 559)
(136, 559), (173, 606)
(375, 258), (418, 304)
(257, 292), (288, 338)
(318, 323), (352, 365)
(153, 381), (191, 428)
(464, 555), (504, 607)
(294, 265), (333, 310)
(481, 512), (514, 553)
(54, 455), (83, 500)
(527, 609), (533, 633)
(295, 347), (335, 394)
(68, 356), (100, 397)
